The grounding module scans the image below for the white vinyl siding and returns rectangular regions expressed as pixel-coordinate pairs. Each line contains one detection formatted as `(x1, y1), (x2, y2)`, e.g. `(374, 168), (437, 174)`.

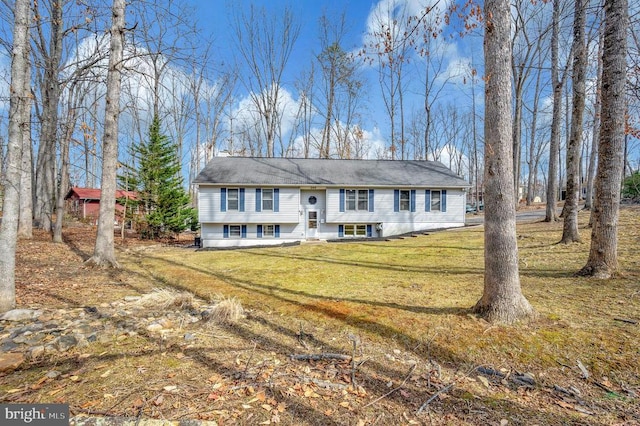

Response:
(198, 186), (300, 223)
(199, 186), (467, 248)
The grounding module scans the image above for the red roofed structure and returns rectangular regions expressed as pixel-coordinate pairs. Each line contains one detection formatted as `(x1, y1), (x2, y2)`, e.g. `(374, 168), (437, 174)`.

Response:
(64, 187), (137, 224)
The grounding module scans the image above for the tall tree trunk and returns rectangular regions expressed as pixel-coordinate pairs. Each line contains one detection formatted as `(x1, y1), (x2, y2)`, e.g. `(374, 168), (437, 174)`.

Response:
(545, 0), (563, 222)
(53, 84), (79, 243)
(17, 40), (33, 240)
(578, 0), (628, 278)
(585, 28), (603, 213)
(526, 49), (543, 206)
(1, 0), (30, 312)
(34, 0), (63, 233)
(86, 0), (126, 268)
(512, 75), (524, 208)
(473, 0), (534, 324)
(561, 0), (587, 243)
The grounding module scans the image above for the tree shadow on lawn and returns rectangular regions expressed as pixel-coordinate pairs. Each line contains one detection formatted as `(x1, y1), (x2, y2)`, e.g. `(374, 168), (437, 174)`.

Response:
(114, 256), (614, 425)
(238, 249), (485, 276)
(139, 254), (471, 317)
(62, 233), (92, 261)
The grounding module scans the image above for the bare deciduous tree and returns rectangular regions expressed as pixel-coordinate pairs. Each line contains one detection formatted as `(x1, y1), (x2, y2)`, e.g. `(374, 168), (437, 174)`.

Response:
(0, 0), (30, 312)
(86, 0), (126, 268)
(473, 0), (534, 324)
(232, 4), (300, 158)
(578, 0), (628, 278)
(545, 0), (572, 222)
(17, 33), (32, 239)
(560, 0), (587, 243)
(365, 2), (412, 160)
(32, 0), (64, 233)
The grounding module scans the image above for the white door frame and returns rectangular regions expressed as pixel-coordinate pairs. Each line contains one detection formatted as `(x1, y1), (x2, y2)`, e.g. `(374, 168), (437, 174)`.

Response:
(306, 209), (318, 239)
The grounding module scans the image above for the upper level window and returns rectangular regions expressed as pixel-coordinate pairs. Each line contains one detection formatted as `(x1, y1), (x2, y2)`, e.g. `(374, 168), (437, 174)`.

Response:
(346, 189), (368, 211)
(227, 188), (239, 211)
(262, 189), (273, 211)
(399, 190), (410, 211)
(431, 190), (441, 212)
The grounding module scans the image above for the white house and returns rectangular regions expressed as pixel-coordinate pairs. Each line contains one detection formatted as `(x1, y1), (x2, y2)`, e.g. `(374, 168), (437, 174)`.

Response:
(194, 157), (470, 248)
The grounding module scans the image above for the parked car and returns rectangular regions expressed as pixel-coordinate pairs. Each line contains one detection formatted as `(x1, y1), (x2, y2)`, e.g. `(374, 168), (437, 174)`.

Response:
(466, 203), (484, 213)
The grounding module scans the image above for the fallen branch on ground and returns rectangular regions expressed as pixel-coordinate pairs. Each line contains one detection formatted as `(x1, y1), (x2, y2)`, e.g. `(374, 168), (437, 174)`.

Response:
(362, 364), (416, 409)
(289, 353), (351, 362)
(417, 383), (455, 414)
(614, 317), (638, 325)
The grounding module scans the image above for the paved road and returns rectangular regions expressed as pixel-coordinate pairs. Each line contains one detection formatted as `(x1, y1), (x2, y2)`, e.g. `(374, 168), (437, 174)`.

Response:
(465, 207), (548, 225)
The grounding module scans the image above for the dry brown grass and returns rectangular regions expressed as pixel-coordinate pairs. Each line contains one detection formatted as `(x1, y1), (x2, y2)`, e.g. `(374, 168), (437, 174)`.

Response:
(204, 297), (245, 325)
(3, 206), (639, 425)
(135, 288), (196, 310)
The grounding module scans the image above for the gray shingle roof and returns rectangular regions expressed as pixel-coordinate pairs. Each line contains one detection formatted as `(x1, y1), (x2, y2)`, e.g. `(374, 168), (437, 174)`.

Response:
(194, 157), (470, 188)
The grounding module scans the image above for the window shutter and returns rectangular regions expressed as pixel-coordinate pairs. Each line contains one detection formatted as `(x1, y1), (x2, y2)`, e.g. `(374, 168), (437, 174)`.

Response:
(257, 224), (263, 238)
(442, 190), (447, 212)
(367, 224), (372, 237)
(410, 190), (416, 212)
(368, 189), (374, 212)
(425, 190), (431, 212)
(255, 189), (262, 212)
(394, 189), (399, 212)
(338, 224), (344, 237)
(241, 225), (247, 238)
(239, 188), (245, 212)
(223, 225), (229, 238)
(339, 189), (345, 212)
(220, 188), (227, 212)
(275, 225), (280, 238)
(274, 188), (279, 212)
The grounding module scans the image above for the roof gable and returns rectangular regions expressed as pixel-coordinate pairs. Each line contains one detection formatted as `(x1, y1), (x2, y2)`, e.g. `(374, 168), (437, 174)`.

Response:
(65, 187), (138, 201)
(194, 157), (469, 188)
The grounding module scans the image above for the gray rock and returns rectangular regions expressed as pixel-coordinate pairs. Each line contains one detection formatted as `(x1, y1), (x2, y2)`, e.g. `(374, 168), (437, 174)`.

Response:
(1, 340), (19, 352)
(56, 334), (78, 352)
(28, 345), (45, 359)
(146, 323), (163, 332)
(45, 370), (61, 379)
(1, 309), (42, 322)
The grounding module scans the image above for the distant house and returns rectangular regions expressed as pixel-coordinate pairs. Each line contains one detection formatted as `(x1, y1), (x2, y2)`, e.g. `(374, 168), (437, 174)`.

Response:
(64, 187), (137, 224)
(194, 157), (470, 248)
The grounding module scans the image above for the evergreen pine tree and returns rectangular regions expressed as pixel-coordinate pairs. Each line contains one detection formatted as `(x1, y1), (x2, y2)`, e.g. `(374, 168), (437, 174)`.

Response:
(120, 115), (197, 239)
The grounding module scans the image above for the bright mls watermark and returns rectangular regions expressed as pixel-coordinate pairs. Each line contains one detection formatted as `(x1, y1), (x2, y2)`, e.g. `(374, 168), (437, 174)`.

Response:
(1, 404), (68, 425)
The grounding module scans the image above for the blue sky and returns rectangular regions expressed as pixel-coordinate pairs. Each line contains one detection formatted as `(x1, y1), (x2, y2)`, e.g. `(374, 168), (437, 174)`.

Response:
(185, 0), (484, 164)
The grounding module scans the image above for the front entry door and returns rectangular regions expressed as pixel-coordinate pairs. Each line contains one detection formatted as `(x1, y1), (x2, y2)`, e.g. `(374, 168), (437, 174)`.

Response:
(307, 210), (318, 238)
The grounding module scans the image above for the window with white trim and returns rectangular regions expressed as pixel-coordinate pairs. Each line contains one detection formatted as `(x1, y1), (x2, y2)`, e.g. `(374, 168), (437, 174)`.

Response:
(263, 224), (275, 237)
(229, 225), (241, 237)
(262, 189), (273, 211)
(346, 189), (368, 211)
(344, 224), (367, 237)
(227, 188), (239, 211)
(399, 190), (410, 211)
(431, 190), (441, 212)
